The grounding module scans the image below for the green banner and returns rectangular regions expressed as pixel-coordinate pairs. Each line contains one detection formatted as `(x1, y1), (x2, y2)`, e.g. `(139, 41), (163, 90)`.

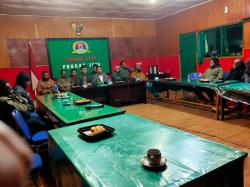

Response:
(47, 38), (111, 79)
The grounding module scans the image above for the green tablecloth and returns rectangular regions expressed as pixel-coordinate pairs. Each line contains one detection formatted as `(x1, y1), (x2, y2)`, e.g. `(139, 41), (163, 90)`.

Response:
(36, 92), (125, 125)
(219, 82), (250, 92)
(49, 114), (247, 187)
(151, 79), (238, 92)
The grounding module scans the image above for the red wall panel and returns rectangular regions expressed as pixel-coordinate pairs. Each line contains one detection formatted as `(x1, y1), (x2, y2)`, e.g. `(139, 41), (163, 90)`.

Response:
(0, 66), (50, 99)
(158, 56), (180, 79)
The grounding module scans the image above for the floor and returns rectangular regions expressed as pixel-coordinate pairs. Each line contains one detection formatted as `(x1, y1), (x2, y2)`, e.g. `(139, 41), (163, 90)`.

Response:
(123, 101), (250, 187)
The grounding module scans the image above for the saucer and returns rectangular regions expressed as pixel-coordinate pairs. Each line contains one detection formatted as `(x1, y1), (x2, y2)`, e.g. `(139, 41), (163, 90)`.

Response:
(141, 156), (167, 170)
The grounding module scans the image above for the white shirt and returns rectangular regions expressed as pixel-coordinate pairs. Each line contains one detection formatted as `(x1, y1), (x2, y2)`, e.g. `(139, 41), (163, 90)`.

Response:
(99, 75), (104, 83)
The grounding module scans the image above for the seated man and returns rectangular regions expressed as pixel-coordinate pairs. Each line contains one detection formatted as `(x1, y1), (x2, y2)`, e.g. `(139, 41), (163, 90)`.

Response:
(90, 64), (98, 79)
(194, 57), (224, 104)
(69, 69), (81, 89)
(120, 60), (133, 78)
(14, 71), (34, 108)
(0, 80), (47, 132)
(131, 62), (148, 81)
(112, 65), (129, 82)
(36, 71), (55, 95)
(226, 59), (245, 80)
(58, 69), (71, 92)
(91, 66), (109, 86)
(79, 65), (92, 87)
(201, 57), (224, 81)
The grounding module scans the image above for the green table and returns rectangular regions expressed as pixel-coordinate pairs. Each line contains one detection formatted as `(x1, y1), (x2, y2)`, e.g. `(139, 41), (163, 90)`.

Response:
(150, 80), (238, 120)
(151, 79), (238, 93)
(219, 82), (250, 92)
(49, 114), (247, 187)
(36, 93), (125, 126)
(218, 82), (250, 120)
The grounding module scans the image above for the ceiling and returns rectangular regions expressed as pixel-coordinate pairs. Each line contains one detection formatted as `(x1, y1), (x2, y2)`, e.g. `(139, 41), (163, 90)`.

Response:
(0, 0), (212, 19)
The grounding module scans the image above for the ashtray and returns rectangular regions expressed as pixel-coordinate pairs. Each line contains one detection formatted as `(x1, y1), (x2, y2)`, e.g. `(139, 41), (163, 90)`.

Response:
(77, 124), (115, 142)
(141, 156), (167, 171)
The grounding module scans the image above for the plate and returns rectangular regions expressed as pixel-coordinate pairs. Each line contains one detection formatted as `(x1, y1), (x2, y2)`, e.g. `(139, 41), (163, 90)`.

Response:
(74, 99), (91, 105)
(165, 77), (176, 81)
(199, 79), (210, 82)
(77, 124), (115, 142)
(53, 93), (70, 99)
(141, 156), (167, 171)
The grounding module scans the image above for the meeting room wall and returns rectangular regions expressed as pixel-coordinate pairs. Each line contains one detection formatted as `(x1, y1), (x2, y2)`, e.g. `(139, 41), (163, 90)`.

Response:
(156, 0), (250, 78)
(0, 15), (159, 86)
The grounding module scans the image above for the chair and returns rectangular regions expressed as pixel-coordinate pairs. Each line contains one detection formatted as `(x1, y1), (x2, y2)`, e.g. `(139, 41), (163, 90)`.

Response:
(224, 71), (230, 80)
(11, 110), (48, 145)
(32, 153), (43, 171)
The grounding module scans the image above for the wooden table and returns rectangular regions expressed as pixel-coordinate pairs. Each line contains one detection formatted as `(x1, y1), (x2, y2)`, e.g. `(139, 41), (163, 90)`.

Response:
(71, 81), (146, 106)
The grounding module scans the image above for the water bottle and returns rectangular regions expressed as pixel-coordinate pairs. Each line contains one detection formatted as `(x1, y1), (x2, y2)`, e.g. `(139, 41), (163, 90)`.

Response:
(245, 77), (250, 86)
(54, 83), (59, 94)
(187, 74), (191, 82)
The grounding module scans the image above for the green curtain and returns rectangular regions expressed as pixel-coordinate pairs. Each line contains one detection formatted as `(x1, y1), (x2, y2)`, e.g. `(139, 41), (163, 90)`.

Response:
(198, 32), (205, 64)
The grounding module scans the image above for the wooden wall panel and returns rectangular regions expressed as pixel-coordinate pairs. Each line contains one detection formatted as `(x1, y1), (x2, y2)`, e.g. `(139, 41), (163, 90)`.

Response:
(157, 0), (250, 56)
(244, 22), (250, 49)
(109, 37), (157, 60)
(6, 37), (157, 67)
(0, 15), (156, 68)
(7, 39), (48, 67)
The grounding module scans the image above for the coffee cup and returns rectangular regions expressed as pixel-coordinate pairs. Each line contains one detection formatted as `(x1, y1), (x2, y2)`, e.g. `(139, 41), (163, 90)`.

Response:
(147, 149), (161, 165)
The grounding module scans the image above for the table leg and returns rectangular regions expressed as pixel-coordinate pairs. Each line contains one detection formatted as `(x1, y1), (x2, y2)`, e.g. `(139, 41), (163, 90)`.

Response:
(216, 93), (220, 120)
(221, 97), (225, 121)
(166, 90), (169, 98)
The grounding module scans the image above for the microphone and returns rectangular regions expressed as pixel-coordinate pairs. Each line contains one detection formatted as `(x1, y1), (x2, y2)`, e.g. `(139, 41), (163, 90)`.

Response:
(85, 104), (104, 109)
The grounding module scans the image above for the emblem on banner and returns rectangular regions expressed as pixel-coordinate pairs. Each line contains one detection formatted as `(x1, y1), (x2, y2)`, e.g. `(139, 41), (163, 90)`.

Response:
(72, 41), (91, 55)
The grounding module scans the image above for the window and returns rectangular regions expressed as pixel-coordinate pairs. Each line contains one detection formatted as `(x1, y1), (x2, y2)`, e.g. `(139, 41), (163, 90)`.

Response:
(204, 29), (221, 57)
(222, 24), (243, 56)
(198, 23), (243, 63)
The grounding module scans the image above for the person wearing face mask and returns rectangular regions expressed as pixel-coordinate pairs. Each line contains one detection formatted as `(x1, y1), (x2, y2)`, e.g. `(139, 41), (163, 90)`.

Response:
(36, 71), (55, 95)
(58, 69), (71, 92)
(131, 62), (148, 81)
(194, 58), (224, 104)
